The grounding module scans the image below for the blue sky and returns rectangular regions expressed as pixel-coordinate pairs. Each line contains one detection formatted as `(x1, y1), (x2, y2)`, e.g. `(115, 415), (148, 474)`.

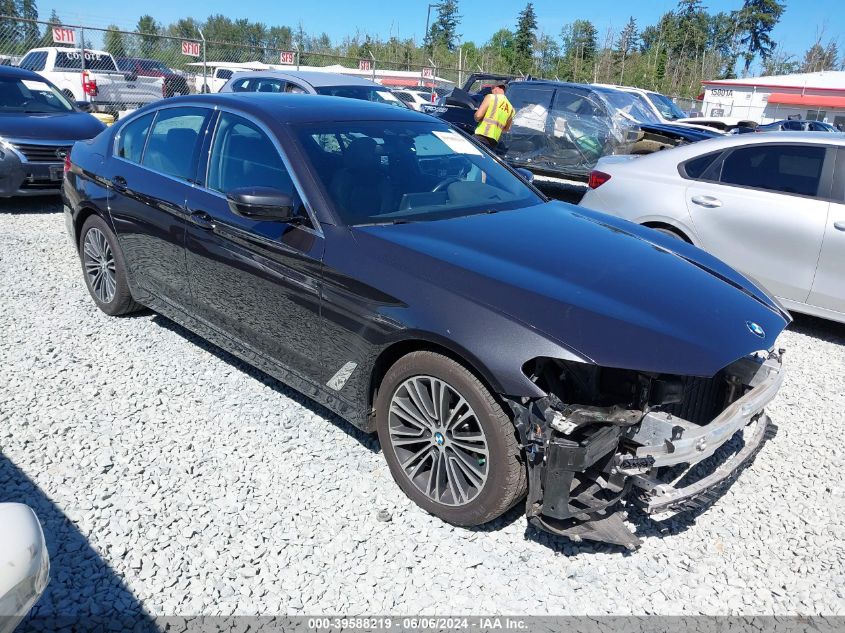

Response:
(44, 0), (841, 61)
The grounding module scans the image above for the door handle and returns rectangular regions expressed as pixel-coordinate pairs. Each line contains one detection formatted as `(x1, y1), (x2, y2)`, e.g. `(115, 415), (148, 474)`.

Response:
(189, 210), (216, 230)
(691, 195), (722, 208)
(834, 221), (845, 232)
(111, 175), (127, 192)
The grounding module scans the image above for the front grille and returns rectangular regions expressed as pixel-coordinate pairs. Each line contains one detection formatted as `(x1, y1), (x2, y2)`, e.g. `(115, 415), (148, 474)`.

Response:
(21, 179), (60, 190)
(12, 143), (71, 163)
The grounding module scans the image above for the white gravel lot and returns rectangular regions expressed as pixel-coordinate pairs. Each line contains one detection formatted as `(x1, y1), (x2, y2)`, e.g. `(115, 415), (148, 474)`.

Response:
(1, 198), (844, 618)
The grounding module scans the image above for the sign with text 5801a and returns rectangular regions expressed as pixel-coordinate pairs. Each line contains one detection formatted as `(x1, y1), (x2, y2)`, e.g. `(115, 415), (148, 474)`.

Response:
(421, 67), (434, 79)
(279, 51), (295, 65)
(181, 40), (201, 57)
(52, 27), (75, 45)
(358, 59), (372, 71)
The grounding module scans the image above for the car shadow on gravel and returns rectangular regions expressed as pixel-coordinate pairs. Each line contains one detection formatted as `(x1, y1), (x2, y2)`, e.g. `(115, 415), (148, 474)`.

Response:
(0, 196), (63, 215)
(0, 455), (158, 631)
(789, 313), (845, 345)
(148, 314), (379, 453)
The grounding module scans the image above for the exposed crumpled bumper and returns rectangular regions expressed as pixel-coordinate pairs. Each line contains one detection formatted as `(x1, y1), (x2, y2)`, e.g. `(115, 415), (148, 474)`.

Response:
(508, 352), (784, 550)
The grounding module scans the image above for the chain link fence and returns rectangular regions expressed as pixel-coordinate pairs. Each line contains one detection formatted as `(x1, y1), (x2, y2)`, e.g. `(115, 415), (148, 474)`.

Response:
(0, 16), (464, 117)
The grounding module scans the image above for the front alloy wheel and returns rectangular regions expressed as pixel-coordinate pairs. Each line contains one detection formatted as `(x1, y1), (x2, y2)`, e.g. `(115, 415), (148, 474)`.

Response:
(376, 351), (527, 526)
(388, 376), (489, 506)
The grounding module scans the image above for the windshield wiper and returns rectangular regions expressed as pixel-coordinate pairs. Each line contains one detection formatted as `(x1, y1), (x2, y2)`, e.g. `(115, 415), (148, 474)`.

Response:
(355, 218), (417, 227)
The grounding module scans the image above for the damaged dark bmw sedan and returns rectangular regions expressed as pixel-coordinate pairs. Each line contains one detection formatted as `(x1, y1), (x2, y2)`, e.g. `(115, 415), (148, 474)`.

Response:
(63, 94), (790, 549)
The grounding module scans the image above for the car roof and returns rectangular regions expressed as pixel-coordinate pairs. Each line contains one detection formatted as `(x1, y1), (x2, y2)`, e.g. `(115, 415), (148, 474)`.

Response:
(159, 92), (430, 124)
(228, 70), (382, 88)
(0, 65), (46, 81)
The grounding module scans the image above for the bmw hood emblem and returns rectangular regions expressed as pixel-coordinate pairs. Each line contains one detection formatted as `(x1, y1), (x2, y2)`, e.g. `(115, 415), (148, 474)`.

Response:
(746, 321), (765, 338)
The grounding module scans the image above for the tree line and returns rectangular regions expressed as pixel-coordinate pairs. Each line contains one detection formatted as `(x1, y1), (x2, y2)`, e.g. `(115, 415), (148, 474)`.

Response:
(1, 0), (843, 97)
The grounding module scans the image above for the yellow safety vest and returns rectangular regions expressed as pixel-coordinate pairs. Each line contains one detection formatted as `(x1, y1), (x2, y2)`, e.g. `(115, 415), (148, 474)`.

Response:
(475, 94), (513, 143)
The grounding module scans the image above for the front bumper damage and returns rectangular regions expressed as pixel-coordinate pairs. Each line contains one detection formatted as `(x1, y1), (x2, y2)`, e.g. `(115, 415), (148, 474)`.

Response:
(507, 351), (784, 550)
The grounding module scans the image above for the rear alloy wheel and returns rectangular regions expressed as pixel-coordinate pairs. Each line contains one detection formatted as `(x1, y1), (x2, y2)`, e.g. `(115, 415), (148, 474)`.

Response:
(376, 351), (526, 526)
(79, 215), (142, 316)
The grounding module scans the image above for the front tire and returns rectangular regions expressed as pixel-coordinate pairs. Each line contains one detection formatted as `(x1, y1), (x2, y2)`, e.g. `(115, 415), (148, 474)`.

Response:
(375, 351), (527, 526)
(78, 214), (142, 316)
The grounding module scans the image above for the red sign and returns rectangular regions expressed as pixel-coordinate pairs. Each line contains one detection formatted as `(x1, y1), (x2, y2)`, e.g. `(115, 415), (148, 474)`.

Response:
(279, 51), (295, 65)
(181, 40), (201, 57)
(51, 27), (75, 45)
(421, 66), (434, 79)
(358, 59), (372, 71)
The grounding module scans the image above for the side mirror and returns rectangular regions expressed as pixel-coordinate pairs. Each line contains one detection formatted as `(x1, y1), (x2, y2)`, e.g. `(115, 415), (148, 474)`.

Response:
(226, 187), (300, 222)
(75, 100), (92, 112)
(515, 167), (534, 183)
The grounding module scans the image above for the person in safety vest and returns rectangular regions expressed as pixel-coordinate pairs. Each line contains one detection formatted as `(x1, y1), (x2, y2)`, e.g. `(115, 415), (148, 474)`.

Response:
(473, 82), (514, 149)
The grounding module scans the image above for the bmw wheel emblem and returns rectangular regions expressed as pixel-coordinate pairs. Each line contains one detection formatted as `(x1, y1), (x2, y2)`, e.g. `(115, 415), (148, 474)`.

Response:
(746, 321), (765, 338)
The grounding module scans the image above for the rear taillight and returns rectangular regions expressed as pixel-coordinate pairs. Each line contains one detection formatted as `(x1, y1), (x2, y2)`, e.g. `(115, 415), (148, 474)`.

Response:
(588, 170), (611, 189)
(82, 70), (98, 97)
(63, 149), (71, 174)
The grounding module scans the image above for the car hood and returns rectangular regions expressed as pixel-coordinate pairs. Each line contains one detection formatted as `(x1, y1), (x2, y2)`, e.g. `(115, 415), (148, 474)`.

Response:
(354, 202), (790, 377)
(0, 111), (105, 141)
(639, 122), (722, 141)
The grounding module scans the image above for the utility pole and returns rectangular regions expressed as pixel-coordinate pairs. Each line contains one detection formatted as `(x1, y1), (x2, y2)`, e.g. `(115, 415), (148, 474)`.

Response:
(423, 3), (439, 53)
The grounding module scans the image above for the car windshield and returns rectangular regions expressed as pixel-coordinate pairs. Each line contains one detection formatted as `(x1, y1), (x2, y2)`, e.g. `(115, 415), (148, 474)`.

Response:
(0, 76), (75, 113)
(315, 85), (406, 108)
(294, 120), (543, 226)
(140, 60), (170, 72)
(594, 89), (659, 124)
(647, 92), (687, 121)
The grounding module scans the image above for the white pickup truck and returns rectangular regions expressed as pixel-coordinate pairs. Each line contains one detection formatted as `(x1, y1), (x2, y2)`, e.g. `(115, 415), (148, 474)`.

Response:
(18, 47), (163, 115)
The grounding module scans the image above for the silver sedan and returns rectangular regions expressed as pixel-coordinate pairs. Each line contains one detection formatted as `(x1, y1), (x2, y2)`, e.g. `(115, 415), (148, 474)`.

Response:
(579, 131), (845, 324)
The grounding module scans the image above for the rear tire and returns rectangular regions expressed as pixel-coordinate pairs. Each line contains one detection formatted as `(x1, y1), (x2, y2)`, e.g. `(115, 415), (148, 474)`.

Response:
(375, 351), (527, 526)
(78, 214), (142, 316)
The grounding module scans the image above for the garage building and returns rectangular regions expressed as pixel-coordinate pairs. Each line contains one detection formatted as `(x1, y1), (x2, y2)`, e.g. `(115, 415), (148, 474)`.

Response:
(698, 71), (845, 127)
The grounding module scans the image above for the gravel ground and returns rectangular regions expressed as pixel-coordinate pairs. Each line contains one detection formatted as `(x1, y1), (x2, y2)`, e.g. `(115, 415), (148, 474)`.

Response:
(1, 198), (844, 618)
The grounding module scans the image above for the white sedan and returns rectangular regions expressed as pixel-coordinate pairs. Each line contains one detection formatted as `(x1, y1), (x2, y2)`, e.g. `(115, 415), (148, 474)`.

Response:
(0, 504), (49, 633)
(579, 132), (845, 324)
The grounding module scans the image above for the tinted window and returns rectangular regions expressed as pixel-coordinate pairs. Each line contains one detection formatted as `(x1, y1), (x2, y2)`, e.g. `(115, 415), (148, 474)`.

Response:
(720, 145), (826, 197)
(116, 58), (134, 71)
(116, 112), (154, 163)
(142, 107), (207, 180)
(0, 77), (74, 113)
(395, 92), (413, 103)
(314, 85), (404, 107)
(284, 82), (306, 94)
(19, 51), (47, 71)
(682, 152), (722, 180)
(217, 69), (233, 80)
(55, 51), (117, 71)
(295, 120), (542, 226)
(507, 85), (554, 110)
(207, 112), (293, 195)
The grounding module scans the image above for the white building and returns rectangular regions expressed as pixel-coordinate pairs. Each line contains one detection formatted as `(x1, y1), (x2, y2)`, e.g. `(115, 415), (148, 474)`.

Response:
(699, 71), (845, 127)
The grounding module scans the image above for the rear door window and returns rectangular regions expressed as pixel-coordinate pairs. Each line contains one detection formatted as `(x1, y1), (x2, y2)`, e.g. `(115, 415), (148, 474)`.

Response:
(55, 51), (117, 71)
(142, 107), (209, 181)
(719, 144), (827, 197)
(116, 112), (154, 163)
(19, 51), (47, 71)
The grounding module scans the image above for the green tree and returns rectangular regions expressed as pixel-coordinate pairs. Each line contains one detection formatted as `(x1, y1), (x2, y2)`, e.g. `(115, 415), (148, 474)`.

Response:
(37, 8), (60, 47)
(801, 40), (838, 73)
(736, 0), (785, 74)
(426, 0), (460, 52)
(17, 0), (39, 47)
(513, 2), (537, 73)
(136, 14), (160, 58)
(487, 28), (515, 72)
(561, 19), (596, 81)
(104, 25), (127, 58)
(616, 16), (638, 83)
(761, 49), (798, 75)
(0, 0), (20, 49)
